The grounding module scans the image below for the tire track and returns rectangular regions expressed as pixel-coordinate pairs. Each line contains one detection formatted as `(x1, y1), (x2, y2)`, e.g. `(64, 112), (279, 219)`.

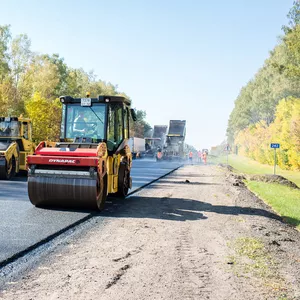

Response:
(175, 226), (212, 299)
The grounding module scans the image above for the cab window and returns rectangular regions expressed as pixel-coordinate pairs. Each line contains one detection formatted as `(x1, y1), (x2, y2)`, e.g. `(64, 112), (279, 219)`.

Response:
(124, 107), (129, 139)
(22, 122), (28, 139)
(107, 103), (123, 150)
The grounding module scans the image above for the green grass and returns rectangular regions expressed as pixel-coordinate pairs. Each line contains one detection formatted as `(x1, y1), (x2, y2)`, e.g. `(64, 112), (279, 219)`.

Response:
(212, 154), (300, 187)
(246, 181), (300, 229)
(210, 154), (300, 230)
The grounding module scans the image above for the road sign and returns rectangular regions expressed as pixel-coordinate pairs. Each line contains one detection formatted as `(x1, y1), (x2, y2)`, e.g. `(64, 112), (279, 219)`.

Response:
(223, 144), (231, 151)
(270, 143), (280, 175)
(223, 144), (231, 166)
(270, 143), (280, 149)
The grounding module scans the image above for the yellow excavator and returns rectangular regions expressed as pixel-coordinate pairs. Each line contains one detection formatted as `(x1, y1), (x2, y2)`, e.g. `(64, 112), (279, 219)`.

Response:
(0, 116), (35, 179)
(27, 94), (137, 210)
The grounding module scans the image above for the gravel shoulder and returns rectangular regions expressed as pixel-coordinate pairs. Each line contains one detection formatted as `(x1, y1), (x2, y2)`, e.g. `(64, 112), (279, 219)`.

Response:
(1, 164), (300, 300)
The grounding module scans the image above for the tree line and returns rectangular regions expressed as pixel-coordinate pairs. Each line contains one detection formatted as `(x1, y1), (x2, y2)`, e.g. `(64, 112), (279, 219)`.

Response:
(227, 1), (300, 170)
(0, 25), (150, 142)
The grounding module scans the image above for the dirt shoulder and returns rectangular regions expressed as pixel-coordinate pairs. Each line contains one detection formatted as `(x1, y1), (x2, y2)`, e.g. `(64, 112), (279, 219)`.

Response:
(1, 165), (300, 300)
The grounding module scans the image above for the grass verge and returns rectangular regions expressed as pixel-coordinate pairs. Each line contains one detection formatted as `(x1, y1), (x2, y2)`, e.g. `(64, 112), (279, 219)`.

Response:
(246, 181), (300, 229)
(210, 154), (300, 230)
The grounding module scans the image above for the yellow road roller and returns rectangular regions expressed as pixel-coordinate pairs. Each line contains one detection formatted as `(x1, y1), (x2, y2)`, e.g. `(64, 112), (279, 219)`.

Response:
(27, 95), (137, 210)
(0, 116), (35, 179)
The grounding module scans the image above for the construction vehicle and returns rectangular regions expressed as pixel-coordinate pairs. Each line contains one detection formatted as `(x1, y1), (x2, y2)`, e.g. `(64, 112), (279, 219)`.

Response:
(0, 116), (35, 179)
(144, 137), (161, 158)
(27, 95), (136, 210)
(158, 120), (186, 161)
(144, 125), (168, 158)
(152, 125), (168, 148)
(128, 137), (145, 159)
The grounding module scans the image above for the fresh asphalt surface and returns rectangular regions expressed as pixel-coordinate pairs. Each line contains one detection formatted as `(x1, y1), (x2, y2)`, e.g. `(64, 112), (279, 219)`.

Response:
(0, 159), (182, 265)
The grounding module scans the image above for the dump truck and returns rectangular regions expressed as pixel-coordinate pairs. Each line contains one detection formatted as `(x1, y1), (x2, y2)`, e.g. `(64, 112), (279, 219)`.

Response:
(144, 125), (168, 158)
(27, 95), (136, 210)
(158, 120), (186, 161)
(0, 116), (35, 179)
(152, 125), (168, 148)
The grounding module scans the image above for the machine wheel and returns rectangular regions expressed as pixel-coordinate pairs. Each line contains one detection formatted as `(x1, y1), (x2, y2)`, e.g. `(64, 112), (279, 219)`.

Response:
(96, 174), (108, 210)
(117, 163), (130, 198)
(0, 156), (16, 180)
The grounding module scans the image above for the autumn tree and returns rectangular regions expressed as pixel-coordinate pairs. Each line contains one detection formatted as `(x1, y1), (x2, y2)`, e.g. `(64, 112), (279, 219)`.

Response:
(227, 1), (300, 170)
(25, 92), (62, 142)
(0, 24), (150, 142)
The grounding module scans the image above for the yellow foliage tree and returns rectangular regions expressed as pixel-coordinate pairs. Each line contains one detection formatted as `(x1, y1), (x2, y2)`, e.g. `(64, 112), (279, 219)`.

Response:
(0, 78), (18, 115)
(235, 97), (300, 170)
(24, 56), (60, 99)
(25, 92), (62, 143)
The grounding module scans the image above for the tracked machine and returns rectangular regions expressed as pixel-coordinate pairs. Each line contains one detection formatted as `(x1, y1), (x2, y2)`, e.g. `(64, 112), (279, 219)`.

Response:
(0, 117), (35, 179)
(27, 95), (136, 210)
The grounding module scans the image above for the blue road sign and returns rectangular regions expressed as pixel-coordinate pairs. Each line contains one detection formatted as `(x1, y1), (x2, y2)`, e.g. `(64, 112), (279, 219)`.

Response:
(270, 143), (280, 149)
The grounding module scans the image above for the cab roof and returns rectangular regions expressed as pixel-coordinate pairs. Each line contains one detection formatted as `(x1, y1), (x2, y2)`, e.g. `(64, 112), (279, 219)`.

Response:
(0, 117), (31, 123)
(59, 95), (131, 106)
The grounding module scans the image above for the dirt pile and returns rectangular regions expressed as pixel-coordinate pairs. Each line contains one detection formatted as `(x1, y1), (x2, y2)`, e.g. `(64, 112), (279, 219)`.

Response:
(248, 174), (299, 189)
(218, 163), (299, 189)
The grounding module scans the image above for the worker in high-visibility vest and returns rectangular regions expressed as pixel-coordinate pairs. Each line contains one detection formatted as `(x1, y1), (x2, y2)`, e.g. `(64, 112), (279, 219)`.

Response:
(202, 151), (207, 165)
(156, 147), (163, 161)
(189, 151), (193, 164)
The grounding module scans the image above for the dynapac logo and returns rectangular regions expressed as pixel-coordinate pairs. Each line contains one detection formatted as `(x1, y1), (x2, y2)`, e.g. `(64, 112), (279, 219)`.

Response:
(49, 159), (76, 163)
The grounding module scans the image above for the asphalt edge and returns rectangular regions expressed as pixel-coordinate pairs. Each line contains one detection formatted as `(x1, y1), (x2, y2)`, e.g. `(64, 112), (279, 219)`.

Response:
(0, 164), (183, 271)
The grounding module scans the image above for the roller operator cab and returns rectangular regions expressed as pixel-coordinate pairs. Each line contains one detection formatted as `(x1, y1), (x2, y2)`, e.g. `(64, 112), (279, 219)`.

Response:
(27, 95), (137, 210)
(0, 117), (35, 179)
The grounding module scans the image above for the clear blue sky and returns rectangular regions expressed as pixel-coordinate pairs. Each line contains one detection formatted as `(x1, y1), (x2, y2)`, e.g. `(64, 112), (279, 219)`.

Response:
(0, 0), (293, 149)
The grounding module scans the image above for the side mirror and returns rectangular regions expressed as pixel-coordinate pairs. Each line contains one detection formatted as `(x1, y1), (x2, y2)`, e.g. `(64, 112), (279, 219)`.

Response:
(130, 109), (137, 121)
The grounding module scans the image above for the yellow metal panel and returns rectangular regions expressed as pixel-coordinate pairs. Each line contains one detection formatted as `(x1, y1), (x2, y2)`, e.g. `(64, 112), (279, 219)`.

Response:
(107, 155), (119, 193)
(113, 175), (118, 190)
(107, 156), (114, 175)
(19, 152), (26, 169)
(21, 138), (34, 152)
(107, 173), (114, 193)
(107, 174), (118, 193)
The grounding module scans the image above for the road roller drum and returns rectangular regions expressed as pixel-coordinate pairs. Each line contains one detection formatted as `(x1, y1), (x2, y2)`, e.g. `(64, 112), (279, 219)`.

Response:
(28, 170), (106, 209)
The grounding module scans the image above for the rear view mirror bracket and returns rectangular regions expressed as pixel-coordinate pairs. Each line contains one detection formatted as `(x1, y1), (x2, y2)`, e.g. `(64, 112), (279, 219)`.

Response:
(130, 109), (137, 121)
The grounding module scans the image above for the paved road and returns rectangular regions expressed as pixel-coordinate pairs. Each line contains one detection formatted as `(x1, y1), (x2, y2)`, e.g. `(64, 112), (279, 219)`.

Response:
(0, 159), (182, 265)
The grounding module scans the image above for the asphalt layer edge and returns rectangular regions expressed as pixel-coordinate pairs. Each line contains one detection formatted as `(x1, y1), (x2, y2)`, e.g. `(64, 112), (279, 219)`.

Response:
(0, 164), (183, 270)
